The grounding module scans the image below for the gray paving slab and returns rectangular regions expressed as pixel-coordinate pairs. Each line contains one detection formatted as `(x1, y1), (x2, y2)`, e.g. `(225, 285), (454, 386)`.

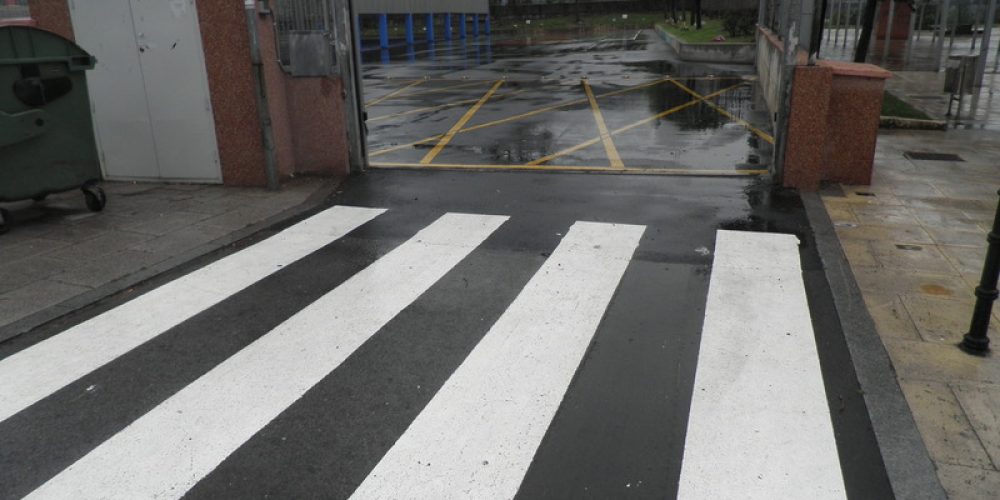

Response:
(0, 178), (333, 337)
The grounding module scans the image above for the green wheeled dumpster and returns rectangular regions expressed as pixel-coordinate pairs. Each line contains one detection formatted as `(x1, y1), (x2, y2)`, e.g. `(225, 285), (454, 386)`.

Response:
(0, 26), (105, 234)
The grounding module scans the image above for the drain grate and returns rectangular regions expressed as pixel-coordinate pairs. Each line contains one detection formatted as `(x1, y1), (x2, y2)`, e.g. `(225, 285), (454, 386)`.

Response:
(905, 151), (965, 162)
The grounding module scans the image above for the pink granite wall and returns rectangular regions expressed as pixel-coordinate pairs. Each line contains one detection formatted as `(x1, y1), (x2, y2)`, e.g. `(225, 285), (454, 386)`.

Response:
(822, 63), (890, 185)
(876, 1), (913, 41)
(287, 77), (350, 177)
(256, 11), (297, 179)
(195, 2), (269, 187)
(782, 61), (890, 191)
(26, 0), (71, 39)
(783, 66), (833, 191)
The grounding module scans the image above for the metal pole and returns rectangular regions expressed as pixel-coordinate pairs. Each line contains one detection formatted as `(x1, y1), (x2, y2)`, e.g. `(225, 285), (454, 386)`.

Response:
(834, 0), (842, 47)
(939, 0), (952, 70)
(960, 189), (1000, 354)
(977, 0), (998, 83)
(244, 0), (280, 191)
(856, 0), (879, 62)
(883, 0), (897, 62)
(950, 2), (958, 51)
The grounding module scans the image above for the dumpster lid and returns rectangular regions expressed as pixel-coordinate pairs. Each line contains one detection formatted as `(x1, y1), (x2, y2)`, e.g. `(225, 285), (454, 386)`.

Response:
(0, 26), (95, 70)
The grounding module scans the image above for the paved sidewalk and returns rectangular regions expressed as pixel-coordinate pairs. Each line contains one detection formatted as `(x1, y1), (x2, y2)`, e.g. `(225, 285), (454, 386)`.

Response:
(0, 178), (329, 340)
(823, 128), (1000, 498)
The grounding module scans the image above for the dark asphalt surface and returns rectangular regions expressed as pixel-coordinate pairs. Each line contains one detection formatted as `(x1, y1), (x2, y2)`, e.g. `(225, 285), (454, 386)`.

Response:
(0, 169), (893, 498)
(0, 28), (895, 499)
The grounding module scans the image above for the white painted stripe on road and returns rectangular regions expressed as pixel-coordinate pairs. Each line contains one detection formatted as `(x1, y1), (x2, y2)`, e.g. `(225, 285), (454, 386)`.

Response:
(678, 230), (846, 499)
(0, 206), (385, 424)
(350, 221), (645, 500)
(26, 213), (508, 500)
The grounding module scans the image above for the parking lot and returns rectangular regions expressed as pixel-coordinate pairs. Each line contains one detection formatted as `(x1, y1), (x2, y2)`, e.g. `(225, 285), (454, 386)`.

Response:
(361, 29), (774, 175)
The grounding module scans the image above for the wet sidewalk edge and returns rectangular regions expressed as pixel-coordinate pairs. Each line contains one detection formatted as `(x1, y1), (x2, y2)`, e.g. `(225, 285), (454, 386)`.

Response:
(803, 192), (947, 500)
(0, 178), (344, 346)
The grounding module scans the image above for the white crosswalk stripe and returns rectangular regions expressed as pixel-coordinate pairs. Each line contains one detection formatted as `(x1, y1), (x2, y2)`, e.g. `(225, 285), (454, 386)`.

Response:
(26, 212), (508, 500)
(350, 221), (645, 500)
(678, 230), (846, 499)
(6, 207), (848, 499)
(0, 205), (384, 424)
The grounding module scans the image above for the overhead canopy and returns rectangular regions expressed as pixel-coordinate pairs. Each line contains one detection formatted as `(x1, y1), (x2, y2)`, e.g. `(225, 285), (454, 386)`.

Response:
(355, 0), (490, 15)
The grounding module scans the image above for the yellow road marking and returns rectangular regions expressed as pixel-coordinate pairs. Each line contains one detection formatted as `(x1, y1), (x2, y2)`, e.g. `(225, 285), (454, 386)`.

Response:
(420, 80), (505, 164)
(669, 80), (775, 144)
(369, 78), (674, 157)
(393, 80), (494, 99)
(370, 161), (768, 176)
(582, 80), (624, 169)
(459, 78), (670, 134)
(367, 90), (527, 123)
(528, 83), (747, 166)
(364, 79), (426, 108)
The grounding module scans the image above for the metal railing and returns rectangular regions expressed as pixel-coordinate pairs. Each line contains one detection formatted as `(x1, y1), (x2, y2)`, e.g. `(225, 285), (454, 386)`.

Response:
(271, 0), (338, 72)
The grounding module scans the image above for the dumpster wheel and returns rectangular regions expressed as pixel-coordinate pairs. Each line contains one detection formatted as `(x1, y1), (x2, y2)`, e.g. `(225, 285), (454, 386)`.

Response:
(82, 183), (106, 212)
(0, 208), (10, 235)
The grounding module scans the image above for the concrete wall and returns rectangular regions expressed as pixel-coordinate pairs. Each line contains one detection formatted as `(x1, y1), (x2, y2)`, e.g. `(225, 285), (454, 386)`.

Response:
(756, 27), (784, 122)
(655, 25), (755, 64)
(356, 1), (489, 14)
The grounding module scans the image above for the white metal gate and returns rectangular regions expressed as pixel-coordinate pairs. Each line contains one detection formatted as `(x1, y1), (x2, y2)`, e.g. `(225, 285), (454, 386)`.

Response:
(69, 0), (221, 182)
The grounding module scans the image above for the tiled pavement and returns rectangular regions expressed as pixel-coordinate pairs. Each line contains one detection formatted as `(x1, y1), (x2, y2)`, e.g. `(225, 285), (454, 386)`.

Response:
(823, 127), (1000, 498)
(0, 178), (329, 339)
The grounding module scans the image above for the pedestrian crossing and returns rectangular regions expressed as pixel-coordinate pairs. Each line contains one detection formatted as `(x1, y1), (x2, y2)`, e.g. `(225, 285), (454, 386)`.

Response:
(0, 205), (847, 499)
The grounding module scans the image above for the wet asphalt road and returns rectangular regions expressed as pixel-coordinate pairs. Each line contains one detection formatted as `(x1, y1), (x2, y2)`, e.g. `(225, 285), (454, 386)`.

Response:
(0, 170), (893, 498)
(0, 28), (896, 499)
(360, 30), (773, 172)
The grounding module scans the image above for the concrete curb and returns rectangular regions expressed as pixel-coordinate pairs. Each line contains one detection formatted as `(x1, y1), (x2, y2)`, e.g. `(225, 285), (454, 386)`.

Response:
(653, 23), (755, 64)
(0, 177), (343, 346)
(879, 115), (948, 130)
(802, 192), (947, 500)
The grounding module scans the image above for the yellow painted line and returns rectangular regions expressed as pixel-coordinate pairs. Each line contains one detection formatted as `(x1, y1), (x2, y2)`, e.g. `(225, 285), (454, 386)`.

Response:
(369, 136), (444, 158)
(370, 161), (768, 176)
(669, 80), (775, 144)
(364, 79), (426, 108)
(460, 78), (671, 134)
(420, 80), (505, 165)
(367, 90), (527, 123)
(393, 80), (494, 99)
(528, 83), (747, 166)
(367, 78), (730, 159)
(369, 79), (671, 157)
(582, 80), (624, 169)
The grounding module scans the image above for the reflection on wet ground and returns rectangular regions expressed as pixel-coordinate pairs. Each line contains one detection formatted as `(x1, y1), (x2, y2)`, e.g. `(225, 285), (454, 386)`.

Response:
(361, 30), (772, 174)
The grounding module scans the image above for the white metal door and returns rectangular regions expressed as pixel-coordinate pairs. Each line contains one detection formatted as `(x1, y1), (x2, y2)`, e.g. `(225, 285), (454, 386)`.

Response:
(69, 0), (159, 179)
(70, 0), (221, 182)
(130, 0), (220, 182)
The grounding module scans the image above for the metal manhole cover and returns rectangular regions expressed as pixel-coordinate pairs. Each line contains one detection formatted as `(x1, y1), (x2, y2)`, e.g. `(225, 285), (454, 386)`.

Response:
(904, 151), (965, 162)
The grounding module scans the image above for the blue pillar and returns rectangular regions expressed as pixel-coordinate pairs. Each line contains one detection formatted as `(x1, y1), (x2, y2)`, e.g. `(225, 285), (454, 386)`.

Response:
(378, 13), (389, 49)
(473, 13), (480, 37)
(459, 13), (467, 39)
(356, 15), (364, 50)
(426, 13), (435, 42)
(405, 13), (414, 45)
(485, 14), (491, 35)
(444, 13), (452, 40)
